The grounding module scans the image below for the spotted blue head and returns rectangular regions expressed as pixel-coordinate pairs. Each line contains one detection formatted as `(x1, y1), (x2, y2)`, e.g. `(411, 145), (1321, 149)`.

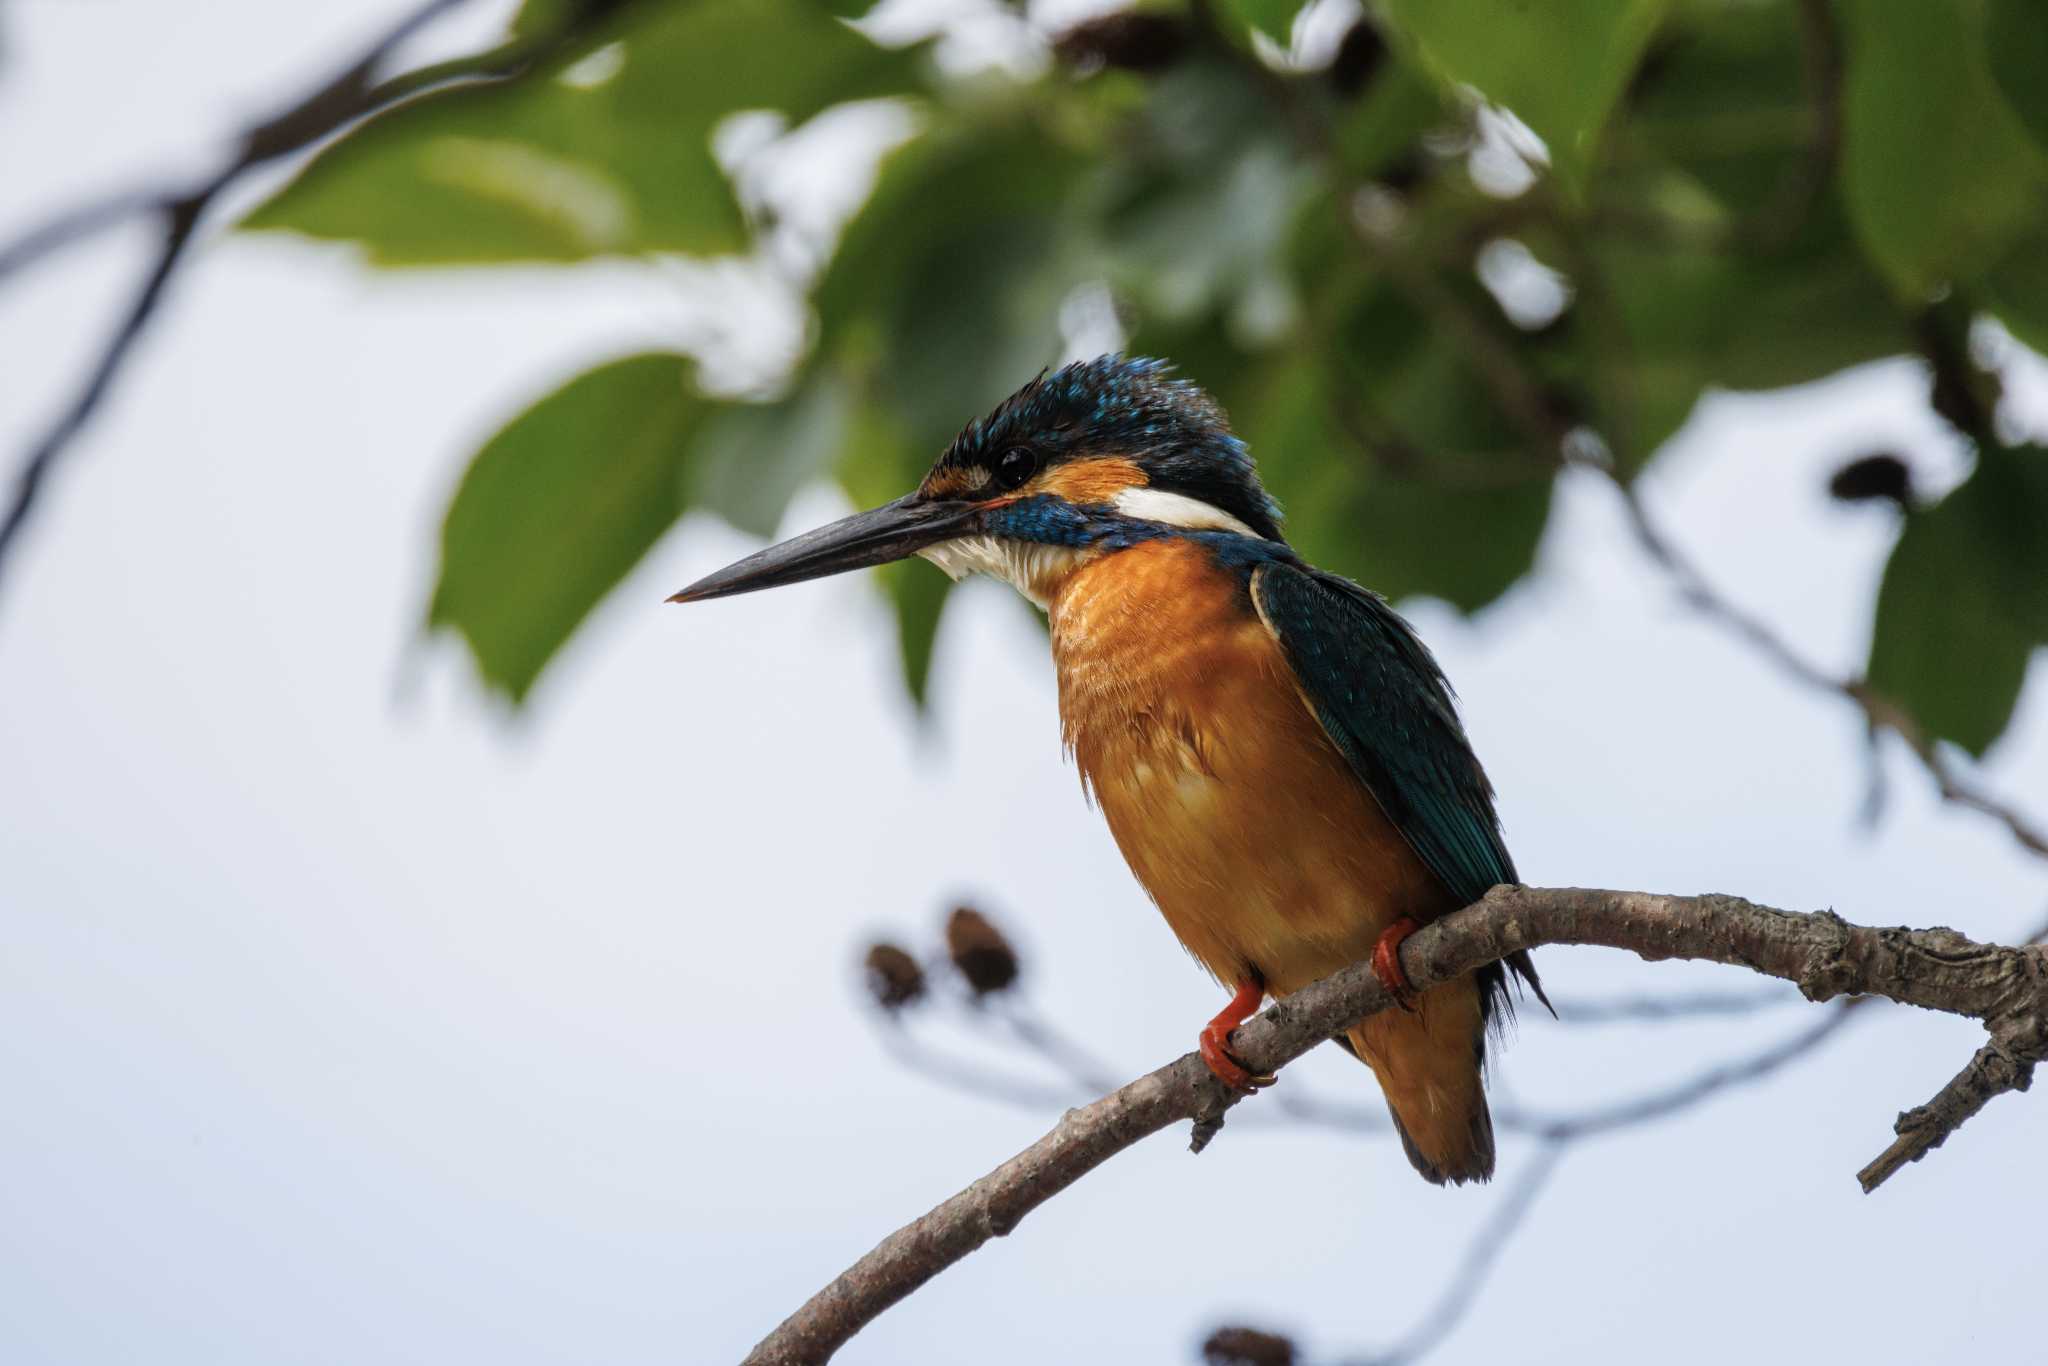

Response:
(669, 355), (1284, 608)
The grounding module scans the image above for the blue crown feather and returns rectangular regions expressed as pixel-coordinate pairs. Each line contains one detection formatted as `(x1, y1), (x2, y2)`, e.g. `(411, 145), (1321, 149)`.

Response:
(939, 355), (1285, 542)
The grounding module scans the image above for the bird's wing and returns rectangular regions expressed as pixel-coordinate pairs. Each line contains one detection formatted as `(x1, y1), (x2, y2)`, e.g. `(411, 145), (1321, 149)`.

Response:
(1250, 560), (1513, 900)
(1250, 559), (1547, 1013)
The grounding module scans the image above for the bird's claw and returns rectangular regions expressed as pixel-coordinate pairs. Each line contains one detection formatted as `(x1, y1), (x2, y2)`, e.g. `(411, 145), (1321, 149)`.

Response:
(1197, 976), (1274, 1090)
(1372, 915), (1423, 1014)
(1199, 1024), (1275, 1090)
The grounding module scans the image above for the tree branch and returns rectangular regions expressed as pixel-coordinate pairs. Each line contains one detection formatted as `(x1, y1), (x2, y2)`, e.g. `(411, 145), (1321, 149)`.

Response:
(750, 887), (2047, 1366)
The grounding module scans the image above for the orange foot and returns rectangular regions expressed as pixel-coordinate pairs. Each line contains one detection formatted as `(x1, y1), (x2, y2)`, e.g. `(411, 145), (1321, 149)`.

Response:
(1372, 915), (1423, 1013)
(1198, 976), (1276, 1090)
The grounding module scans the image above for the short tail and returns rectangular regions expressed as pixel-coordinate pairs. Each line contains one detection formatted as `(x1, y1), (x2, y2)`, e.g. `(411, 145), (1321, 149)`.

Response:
(1345, 972), (1495, 1185)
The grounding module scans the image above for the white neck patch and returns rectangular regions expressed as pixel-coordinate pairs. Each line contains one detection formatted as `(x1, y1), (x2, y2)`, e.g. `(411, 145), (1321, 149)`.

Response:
(1110, 487), (1259, 536)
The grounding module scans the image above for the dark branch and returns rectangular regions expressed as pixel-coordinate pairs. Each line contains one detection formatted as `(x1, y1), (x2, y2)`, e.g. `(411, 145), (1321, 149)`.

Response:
(0, 182), (221, 564)
(749, 888), (2048, 1364)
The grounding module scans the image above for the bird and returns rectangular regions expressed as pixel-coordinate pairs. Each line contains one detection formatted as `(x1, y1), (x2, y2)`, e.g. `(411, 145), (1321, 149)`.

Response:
(671, 355), (1547, 1185)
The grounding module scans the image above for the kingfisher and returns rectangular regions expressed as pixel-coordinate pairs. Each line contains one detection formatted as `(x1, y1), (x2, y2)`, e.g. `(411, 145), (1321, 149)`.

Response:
(671, 356), (1546, 1185)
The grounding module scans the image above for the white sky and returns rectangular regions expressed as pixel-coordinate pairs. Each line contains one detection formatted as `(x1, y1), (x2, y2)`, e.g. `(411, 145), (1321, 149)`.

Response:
(3, 4), (2045, 1364)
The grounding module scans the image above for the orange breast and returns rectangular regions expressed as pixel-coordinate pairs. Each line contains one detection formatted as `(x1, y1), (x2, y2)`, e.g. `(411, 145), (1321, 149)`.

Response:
(1047, 539), (1448, 994)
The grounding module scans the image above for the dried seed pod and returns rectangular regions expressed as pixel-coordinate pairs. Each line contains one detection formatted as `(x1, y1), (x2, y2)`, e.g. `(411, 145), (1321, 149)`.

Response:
(863, 942), (925, 1011)
(1202, 1325), (1297, 1366)
(945, 906), (1019, 996)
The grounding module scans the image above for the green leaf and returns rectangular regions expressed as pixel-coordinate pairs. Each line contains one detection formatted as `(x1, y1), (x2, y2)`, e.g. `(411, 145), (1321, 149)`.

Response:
(429, 353), (702, 702)
(1982, 226), (2048, 357)
(1333, 58), (1451, 179)
(1095, 62), (1314, 330)
(1612, 0), (1815, 213)
(1141, 316), (1554, 614)
(709, 370), (954, 707)
(1220, 0), (1307, 46)
(243, 0), (923, 265)
(1255, 362), (1551, 613)
(816, 112), (1089, 459)
(1101, 135), (1311, 326)
(507, 0), (627, 41)
(1309, 469), (1552, 614)
(819, 382), (962, 708)
(1576, 204), (1907, 472)
(879, 558), (954, 711)
(1867, 447), (2048, 756)
(1301, 272), (1557, 607)
(1568, 0), (1911, 472)
(614, 0), (922, 120)
(831, 397), (919, 515)
(1839, 0), (2048, 297)
(691, 376), (848, 539)
(1380, 0), (1666, 195)
(1986, 0), (2048, 155)
(244, 89), (723, 264)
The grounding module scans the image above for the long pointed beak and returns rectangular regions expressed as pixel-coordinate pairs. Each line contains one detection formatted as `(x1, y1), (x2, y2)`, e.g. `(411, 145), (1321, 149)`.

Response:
(667, 493), (979, 604)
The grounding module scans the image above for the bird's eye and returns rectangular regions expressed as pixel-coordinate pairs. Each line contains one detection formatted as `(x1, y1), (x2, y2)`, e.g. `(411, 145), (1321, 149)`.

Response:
(994, 447), (1038, 491)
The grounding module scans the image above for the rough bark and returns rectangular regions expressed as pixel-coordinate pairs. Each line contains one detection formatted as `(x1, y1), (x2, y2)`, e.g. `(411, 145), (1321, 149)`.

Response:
(745, 886), (2048, 1366)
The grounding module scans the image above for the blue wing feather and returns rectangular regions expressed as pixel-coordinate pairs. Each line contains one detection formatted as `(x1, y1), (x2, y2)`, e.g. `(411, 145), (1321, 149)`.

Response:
(1250, 559), (1546, 1019)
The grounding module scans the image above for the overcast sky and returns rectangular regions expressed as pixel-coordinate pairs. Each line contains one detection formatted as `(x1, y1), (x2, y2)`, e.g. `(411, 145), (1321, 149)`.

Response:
(3, 4), (2045, 1364)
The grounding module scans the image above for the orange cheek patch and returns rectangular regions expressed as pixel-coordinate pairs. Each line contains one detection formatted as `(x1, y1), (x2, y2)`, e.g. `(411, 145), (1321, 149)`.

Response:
(1036, 456), (1149, 506)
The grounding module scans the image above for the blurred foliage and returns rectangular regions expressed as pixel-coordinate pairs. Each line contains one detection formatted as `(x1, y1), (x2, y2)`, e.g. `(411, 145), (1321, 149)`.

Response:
(244, 0), (2048, 751)
(1869, 445), (2048, 757)
(428, 352), (705, 702)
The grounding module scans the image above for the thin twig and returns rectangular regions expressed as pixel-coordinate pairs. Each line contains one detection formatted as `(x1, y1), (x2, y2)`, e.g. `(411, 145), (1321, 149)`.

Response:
(750, 887), (2048, 1364)
(0, 189), (172, 284)
(1501, 1003), (1863, 1141)
(0, 181), (224, 563)
(993, 1001), (1125, 1093)
(1601, 467), (2048, 863)
(1546, 984), (1801, 1022)
(1552, 166), (2047, 867)
(1342, 1142), (1566, 1366)
(1738, 0), (1843, 251)
(872, 1017), (1085, 1110)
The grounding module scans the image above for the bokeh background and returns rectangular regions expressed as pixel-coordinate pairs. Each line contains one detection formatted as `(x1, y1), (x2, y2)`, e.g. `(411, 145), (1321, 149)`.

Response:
(3, 2), (2045, 1363)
